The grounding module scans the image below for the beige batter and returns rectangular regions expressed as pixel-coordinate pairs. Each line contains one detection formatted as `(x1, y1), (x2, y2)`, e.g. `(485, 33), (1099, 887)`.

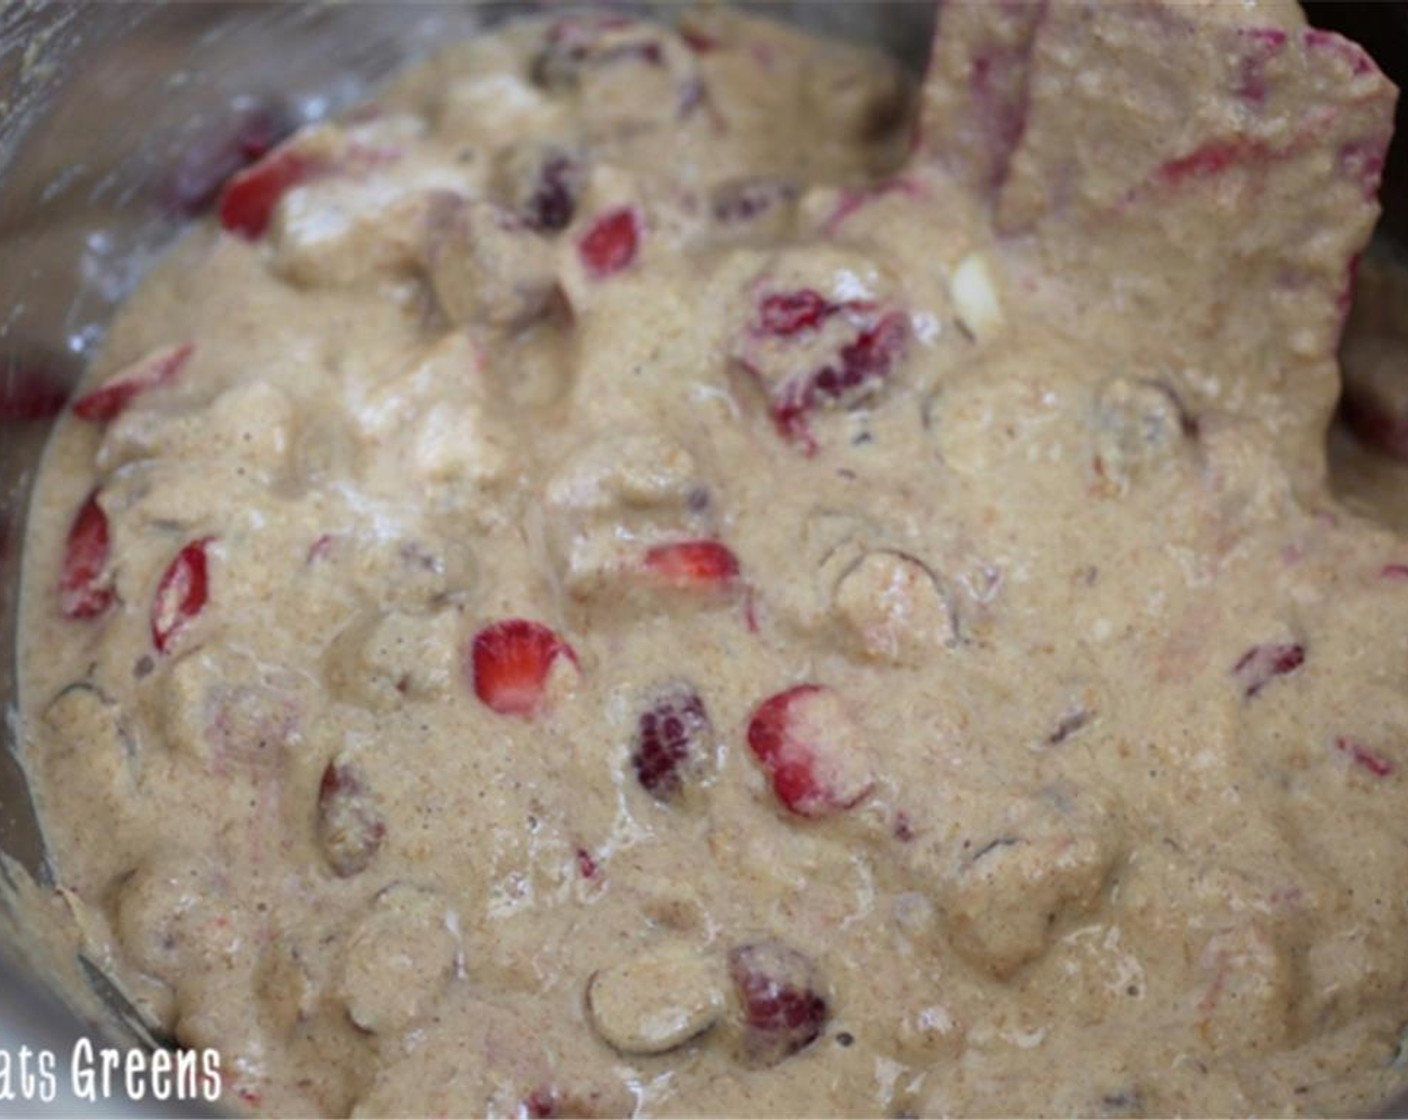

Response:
(15, 3), (1408, 1116)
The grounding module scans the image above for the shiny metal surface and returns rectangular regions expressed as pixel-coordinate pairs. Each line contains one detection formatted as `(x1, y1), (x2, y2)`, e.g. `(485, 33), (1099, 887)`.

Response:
(1, 3), (1404, 1117)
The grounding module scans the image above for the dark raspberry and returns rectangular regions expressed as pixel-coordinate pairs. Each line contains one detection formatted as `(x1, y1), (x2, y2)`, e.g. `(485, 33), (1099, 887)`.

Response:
(632, 684), (712, 801)
(524, 152), (581, 232)
(728, 940), (829, 1067)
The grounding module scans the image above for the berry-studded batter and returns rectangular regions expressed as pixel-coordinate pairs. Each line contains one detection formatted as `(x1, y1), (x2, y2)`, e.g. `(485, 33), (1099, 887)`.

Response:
(17, 3), (1408, 1116)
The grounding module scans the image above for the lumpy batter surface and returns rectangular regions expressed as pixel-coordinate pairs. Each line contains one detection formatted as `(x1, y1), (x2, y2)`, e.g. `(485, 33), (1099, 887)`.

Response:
(17, 4), (1408, 1116)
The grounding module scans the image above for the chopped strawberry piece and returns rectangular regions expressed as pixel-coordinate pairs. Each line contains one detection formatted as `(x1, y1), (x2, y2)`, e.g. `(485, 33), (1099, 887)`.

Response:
(738, 284), (910, 451)
(757, 290), (840, 337)
(151, 538), (213, 654)
(217, 147), (326, 240)
(632, 683), (713, 801)
(746, 685), (874, 817)
(1333, 737), (1394, 778)
(0, 363), (70, 421)
(165, 100), (293, 216)
(728, 941), (829, 1066)
(578, 207), (641, 278)
(1382, 564), (1408, 581)
(770, 311), (910, 447)
(72, 342), (194, 424)
(641, 540), (740, 589)
(58, 490), (114, 620)
(468, 619), (578, 718)
(317, 761), (386, 877)
(1232, 642), (1305, 698)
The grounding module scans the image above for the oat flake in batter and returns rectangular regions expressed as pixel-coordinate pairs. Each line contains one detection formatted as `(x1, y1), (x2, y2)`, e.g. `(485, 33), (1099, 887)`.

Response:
(17, 3), (1408, 1117)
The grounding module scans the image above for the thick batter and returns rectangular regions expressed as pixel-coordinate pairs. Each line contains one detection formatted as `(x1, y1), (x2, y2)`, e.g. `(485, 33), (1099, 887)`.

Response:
(16, 3), (1408, 1116)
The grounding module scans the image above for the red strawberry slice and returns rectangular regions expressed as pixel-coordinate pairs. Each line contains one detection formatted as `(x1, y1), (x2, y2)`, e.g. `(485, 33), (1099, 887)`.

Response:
(72, 342), (194, 424)
(218, 147), (327, 240)
(578, 207), (641, 278)
(641, 540), (740, 589)
(752, 288), (867, 340)
(58, 489), (114, 620)
(152, 538), (213, 654)
(746, 685), (875, 817)
(468, 619), (578, 718)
